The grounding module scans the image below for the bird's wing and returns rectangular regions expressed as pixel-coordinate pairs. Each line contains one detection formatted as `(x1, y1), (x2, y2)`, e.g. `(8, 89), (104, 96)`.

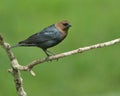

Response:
(28, 31), (57, 43)
(19, 25), (59, 45)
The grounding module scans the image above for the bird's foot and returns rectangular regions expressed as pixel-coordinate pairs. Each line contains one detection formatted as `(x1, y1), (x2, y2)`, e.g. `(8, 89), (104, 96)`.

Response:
(44, 50), (59, 62)
(46, 50), (55, 55)
(45, 55), (59, 62)
(45, 56), (52, 62)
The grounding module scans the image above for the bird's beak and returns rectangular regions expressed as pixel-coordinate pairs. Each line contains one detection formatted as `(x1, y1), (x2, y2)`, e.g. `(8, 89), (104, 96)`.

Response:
(68, 24), (72, 27)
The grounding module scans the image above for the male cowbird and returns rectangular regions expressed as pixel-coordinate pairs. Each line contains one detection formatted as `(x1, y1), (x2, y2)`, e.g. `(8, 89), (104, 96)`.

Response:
(11, 20), (71, 57)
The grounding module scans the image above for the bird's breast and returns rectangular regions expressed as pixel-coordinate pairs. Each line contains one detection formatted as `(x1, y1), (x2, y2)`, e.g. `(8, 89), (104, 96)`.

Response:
(38, 31), (66, 49)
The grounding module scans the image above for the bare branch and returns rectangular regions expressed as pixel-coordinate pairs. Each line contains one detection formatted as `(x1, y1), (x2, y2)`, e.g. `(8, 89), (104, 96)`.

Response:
(0, 35), (27, 96)
(1, 34), (120, 96)
(26, 38), (120, 69)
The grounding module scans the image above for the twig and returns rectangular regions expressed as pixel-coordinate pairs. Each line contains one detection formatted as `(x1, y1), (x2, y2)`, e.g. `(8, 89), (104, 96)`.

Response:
(0, 35), (27, 96)
(26, 38), (120, 69)
(1, 34), (120, 96)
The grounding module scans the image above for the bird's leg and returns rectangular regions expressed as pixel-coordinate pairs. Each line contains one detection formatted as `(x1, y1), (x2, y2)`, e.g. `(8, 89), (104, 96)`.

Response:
(44, 50), (50, 56)
(43, 49), (51, 61)
(46, 50), (59, 61)
(46, 50), (55, 55)
(43, 49), (58, 61)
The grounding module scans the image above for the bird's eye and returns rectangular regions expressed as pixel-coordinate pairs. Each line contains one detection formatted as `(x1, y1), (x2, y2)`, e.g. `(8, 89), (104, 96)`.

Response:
(63, 23), (69, 26)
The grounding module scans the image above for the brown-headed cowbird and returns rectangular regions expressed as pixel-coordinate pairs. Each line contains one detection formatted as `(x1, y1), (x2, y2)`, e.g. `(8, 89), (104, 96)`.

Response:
(11, 20), (71, 57)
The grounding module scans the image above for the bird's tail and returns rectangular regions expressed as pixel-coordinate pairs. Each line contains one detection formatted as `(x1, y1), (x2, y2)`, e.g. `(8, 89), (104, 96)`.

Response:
(10, 41), (26, 49)
(10, 44), (20, 49)
(11, 42), (36, 49)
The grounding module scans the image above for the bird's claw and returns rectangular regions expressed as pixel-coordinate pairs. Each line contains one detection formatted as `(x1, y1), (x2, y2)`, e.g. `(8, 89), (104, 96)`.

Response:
(45, 56), (52, 62)
(45, 54), (59, 62)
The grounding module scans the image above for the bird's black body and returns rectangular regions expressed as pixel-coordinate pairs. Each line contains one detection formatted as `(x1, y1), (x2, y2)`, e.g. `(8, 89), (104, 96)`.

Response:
(11, 20), (71, 57)
(19, 25), (64, 49)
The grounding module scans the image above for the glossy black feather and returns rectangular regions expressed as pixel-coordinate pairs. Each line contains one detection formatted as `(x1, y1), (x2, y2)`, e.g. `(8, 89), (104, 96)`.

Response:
(11, 20), (71, 57)
(19, 25), (63, 49)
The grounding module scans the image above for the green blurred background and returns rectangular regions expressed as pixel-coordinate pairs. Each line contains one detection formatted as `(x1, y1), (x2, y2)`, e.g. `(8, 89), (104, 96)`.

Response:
(0, 0), (120, 96)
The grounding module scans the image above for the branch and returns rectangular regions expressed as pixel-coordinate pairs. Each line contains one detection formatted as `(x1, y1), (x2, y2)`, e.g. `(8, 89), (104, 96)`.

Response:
(26, 38), (120, 69)
(0, 35), (27, 96)
(1, 34), (120, 96)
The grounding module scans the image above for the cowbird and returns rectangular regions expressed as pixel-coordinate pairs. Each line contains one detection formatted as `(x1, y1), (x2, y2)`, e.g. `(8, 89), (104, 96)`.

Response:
(11, 20), (71, 57)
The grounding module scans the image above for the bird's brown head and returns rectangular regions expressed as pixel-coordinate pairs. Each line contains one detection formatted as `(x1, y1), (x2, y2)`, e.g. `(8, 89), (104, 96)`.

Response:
(55, 20), (71, 34)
